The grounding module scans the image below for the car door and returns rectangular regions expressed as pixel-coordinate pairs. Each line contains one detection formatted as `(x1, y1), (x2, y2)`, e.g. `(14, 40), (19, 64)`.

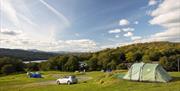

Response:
(62, 77), (69, 83)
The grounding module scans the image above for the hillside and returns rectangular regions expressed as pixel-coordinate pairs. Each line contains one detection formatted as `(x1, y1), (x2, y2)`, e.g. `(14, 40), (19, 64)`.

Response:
(0, 42), (179, 61)
(94, 41), (180, 63)
(81, 41), (180, 71)
(97, 41), (180, 56)
(0, 48), (58, 61)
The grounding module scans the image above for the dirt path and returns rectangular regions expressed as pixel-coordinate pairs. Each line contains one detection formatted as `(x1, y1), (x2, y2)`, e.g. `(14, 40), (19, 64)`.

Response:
(10, 76), (93, 89)
(77, 76), (93, 82)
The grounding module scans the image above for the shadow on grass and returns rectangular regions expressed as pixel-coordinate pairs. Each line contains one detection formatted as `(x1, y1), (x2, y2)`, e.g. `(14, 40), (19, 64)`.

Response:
(171, 76), (180, 82)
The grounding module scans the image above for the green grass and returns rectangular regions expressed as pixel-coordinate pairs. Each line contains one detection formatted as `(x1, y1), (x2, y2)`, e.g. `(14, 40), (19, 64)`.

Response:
(0, 71), (179, 91)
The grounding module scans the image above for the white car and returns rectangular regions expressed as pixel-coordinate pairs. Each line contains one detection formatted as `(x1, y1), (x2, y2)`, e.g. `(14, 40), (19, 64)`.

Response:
(56, 75), (78, 85)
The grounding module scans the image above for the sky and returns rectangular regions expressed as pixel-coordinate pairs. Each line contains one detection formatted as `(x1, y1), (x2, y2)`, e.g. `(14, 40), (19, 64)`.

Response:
(0, 0), (180, 52)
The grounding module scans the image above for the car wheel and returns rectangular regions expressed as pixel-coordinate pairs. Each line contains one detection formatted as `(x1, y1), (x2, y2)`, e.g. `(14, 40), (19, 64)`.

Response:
(67, 81), (71, 85)
(57, 81), (60, 85)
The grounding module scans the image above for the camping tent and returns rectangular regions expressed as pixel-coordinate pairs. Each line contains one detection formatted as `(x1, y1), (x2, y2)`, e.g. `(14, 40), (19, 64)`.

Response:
(123, 62), (172, 82)
(27, 72), (42, 78)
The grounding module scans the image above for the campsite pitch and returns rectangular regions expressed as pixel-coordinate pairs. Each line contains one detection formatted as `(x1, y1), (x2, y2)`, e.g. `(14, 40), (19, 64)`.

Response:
(0, 71), (179, 91)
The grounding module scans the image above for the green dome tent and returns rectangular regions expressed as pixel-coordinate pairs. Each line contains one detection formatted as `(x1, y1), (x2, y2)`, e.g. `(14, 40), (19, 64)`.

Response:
(123, 62), (172, 82)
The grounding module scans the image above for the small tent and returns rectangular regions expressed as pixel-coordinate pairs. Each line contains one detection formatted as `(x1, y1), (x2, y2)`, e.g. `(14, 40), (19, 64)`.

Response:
(123, 62), (172, 82)
(27, 72), (42, 78)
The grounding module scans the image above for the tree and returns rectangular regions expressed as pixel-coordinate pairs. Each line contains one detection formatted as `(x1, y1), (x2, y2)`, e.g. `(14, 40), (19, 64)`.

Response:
(133, 52), (142, 62)
(116, 63), (127, 70)
(64, 56), (79, 71)
(0, 57), (25, 74)
(168, 55), (180, 71)
(159, 56), (170, 70)
(26, 63), (39, 71)
(57, 56), (68, 71)
(149, 52), (161, 61)
(87, 57), (98, 71)
(1, 64), (15, 74)
(159, 55), (180, 71)
(97, 52), (112, 69)
(126, 52), (134, 62)
(13, 60), (25, 72)
(39, 62), (48, 71)
(142, 55), (151, 63)
(162, 49), (177, 57)
(107, 60), (116, 70)
(46, 57), (60, 70)
(119, 52), (126, 63)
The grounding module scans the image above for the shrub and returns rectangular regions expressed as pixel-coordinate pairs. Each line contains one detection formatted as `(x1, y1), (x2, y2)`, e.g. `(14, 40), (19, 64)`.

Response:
(159, 55), (179, 71)
(1, 64), (15, 75)
(116, 63), (127, 70)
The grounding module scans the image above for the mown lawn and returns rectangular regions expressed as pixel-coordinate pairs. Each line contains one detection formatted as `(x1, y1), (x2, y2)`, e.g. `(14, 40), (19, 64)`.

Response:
(0, 71), (179, 91)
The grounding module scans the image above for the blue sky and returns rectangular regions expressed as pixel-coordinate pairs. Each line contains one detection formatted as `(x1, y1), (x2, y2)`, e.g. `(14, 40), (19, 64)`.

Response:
(0, 0), (180, 52)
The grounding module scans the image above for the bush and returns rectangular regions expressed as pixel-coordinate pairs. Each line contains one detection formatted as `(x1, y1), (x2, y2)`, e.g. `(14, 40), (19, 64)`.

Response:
(143, 60), (152, 63)
(116, 63), (127, 70)
(1, 64), (15, 74)
(64, 56), (79, 71)
(87, 57), (98, 71)
(26, 63), (39, 71)
(159, 55), (180, 71)
(39, 62), (48, 71)
(0, 57), (25, 74)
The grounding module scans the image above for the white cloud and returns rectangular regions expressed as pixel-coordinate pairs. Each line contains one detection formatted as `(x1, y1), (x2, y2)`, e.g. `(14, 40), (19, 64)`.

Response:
(124, 32), (133, 37)
(131, 36), (142, 40)
(0, 1), (99, 52)
(149, 0), (180, 42)
(0, 28), (98, 52)
(119, 19), (129, 26)
(65, 39), (96, 47)
(134, 21), (139, 24)
(149, 10), (180, 25)
(151, 0), (180, 16)
(122, 27), (135, 32)
(0, 28), (22, 36)
(108, 29), (121, 33)
(149, 0), (158, 6)
(45, 39), (98, 52)
(153, 28), (179, 37)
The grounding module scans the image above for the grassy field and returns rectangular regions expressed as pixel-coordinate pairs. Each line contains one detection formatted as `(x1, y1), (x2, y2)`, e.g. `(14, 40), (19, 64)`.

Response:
(0, 71), (179, 91)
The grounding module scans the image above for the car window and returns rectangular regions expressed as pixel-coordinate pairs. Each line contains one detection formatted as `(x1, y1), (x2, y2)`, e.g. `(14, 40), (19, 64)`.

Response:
(71, 76), (75, 78)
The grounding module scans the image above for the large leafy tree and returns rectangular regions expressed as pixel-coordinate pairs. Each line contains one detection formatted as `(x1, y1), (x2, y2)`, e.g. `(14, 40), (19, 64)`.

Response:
(126, 52), (134, 62)
(97, 52), (112, 69)
(133, 51), (143, 62)
(119, 52), (126, 63)
(1, 64), (15, 75)
(57, 56), (68, 71)
(149, 52), (161, 61)
(107, 60), (117, 70)
(64, 56), (79, 71)
(87, 57), (98, 71)
(0, 57), (25, 74)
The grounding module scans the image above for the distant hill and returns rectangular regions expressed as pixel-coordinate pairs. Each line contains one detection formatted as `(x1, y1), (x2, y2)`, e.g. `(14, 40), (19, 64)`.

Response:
(0, 48), (58, 61)
(0, 41), (180, 61)
(0, 48), (88, 61)
(95, 41), (180, 61)
(97, 41), (180, 56)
